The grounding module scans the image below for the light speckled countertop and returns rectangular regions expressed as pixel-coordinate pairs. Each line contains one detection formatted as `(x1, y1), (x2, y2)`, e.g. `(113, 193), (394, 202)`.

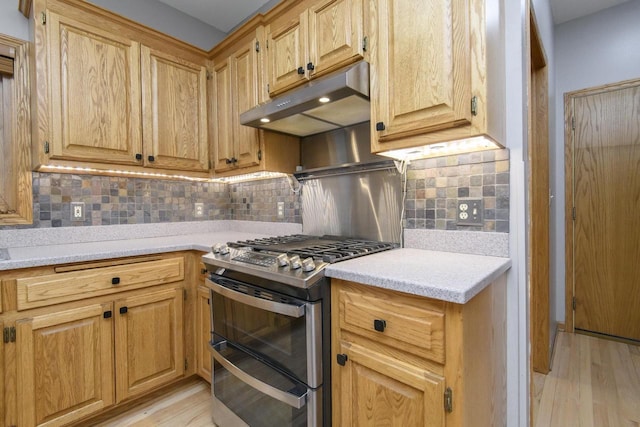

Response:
(325, 248), (511, 303)
(0, 222), (511, 303)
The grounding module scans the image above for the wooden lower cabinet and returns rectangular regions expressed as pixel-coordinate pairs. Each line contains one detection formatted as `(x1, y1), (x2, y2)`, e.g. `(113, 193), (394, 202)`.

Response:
(332, 278), (507, 426)
(115, 288), (184, 402)
(196, 286), (212, 382)
(15, 303), (115, 427)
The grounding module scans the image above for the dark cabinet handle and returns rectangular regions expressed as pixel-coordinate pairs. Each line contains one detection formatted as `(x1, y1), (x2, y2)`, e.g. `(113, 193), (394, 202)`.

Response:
(103, 311), (112, 319)
(297, 66), (305, 75)
(135, 153), (142, 161)
(337, 353), (348, 366)
(201, 268), (208, 274)
(148, 155), (155, 162)
(306, 62), (314, 71)
(119, 306), (128, 314)
(376, 122), (386, 131)
(373, 319), (386, 332)
(225, 158), (233, 164)
(232, 157), (238, 164)
(111, 277), (120, 285)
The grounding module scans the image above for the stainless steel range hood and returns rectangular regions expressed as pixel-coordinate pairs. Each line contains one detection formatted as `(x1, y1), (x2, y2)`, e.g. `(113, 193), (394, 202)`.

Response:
(239, 61), (370, 137)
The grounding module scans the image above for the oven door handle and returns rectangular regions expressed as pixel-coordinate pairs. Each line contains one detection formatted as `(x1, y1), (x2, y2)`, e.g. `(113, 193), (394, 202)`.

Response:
(211, 342), (307, 409)
(208, 280), (305, 318)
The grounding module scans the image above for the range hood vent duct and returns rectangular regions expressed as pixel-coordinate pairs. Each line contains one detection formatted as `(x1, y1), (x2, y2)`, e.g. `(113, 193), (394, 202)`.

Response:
(240, 61), (370, 137)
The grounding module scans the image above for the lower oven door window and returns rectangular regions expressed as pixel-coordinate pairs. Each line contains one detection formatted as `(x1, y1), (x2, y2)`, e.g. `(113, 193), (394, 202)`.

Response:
(211, 340), (320, 427)
(208, 277), (321, 387)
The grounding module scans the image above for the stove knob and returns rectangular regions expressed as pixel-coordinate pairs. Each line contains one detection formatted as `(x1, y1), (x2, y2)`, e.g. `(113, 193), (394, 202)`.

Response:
(301, 257), (316, 272)
(276, 253), (290, 267)
(212, 243), (223, 253)
(289, 255), (302, 269)
(219, 244), (230, 255)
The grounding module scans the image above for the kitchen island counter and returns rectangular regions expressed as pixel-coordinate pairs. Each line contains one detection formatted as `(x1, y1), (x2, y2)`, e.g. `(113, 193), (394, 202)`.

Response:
(325, 248), (511, 304)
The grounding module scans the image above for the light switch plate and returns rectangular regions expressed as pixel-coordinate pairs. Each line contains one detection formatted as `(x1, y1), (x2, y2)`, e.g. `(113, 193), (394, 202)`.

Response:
(457, 199), (483, 225)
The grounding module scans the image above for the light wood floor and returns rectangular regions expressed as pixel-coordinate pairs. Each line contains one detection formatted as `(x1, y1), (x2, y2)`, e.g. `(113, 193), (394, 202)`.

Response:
(534, 331), (640, 427)
(95, 379), (215, 427)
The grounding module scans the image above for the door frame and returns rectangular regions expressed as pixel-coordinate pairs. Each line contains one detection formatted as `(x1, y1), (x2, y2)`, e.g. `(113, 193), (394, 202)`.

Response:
(564, 77), (640, 332)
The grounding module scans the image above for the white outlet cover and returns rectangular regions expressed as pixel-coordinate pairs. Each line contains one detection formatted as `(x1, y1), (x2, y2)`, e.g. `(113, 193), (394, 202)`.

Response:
(71, 202), (85, 221)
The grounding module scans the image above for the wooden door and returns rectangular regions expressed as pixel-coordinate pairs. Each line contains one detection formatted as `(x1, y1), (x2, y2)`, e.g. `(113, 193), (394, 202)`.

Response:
(334, 341), (445, 426)
(115, 288), (184, 402)
(47, 12), (142, 165)
(266, 12), (308, 96)
(141, 46), (208, 172)
(16, 303), (114, 427)
(232, 40), (261, 169)
(211, 57), (235, 172)
(196, 286), (212, 382)
(371, 0), (472, 143)
(570, 81), (640, 341)
(308, 0), (364, 78)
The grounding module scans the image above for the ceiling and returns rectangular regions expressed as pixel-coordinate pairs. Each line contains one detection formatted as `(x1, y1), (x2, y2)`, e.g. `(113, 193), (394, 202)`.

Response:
(550, 0), (632, 24)
(155, 0), (274, 33)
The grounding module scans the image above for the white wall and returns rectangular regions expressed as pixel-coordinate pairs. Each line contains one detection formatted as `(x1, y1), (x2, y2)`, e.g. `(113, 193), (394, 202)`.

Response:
(88, 0), (226, 50)
(553, 0), (640, 322)
(0, 3), (30, 40)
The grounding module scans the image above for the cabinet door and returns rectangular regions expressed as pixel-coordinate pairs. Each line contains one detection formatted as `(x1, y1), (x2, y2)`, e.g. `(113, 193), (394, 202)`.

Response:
(196, 286), (212, 382)
(308, 0), (364, 78)
(334, 341), (445, 427)
(47, 12), (142, 164)
(16, 303), (114, 427)
(232, 41), (261, 169)
(0, 321), (3, 427)
(266, 12), (309, 95)
(371, 0), (472, 143)
(211, 57), (235, 172)
(115, 288), (184, 402)
(141, 46), (208, 172)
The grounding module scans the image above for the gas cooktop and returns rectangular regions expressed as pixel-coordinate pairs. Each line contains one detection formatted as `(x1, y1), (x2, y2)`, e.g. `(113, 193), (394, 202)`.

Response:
(202, 234), (397, 289)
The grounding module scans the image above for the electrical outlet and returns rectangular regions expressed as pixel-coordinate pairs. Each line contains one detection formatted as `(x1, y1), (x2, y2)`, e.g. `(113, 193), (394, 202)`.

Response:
(277, 202), (285, 219)
(457, 199), (483, 225)
(194, 203), (204, 218)
(71, 202), (85, 221)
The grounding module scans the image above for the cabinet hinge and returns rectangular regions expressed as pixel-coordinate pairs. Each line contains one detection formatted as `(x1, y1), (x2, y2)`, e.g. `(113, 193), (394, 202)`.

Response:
(444, 387), (453, 413)
(255, 41), (260, 52)
(572, 296), (577, 311)
(44, 141), (49, 154)
(572, 206), (576, 221)
(183, 288), (188, 301)
(266, 40), (269, 49)
(257, 149), (262, 161)
(206, 71), (212, 80)
(185, 359), (188, 370)
(267, 83), (270, 93)
(3, 326), (16, 343)
(362, 36), (368, 52)
(41, 11), (46, 25)
(471, 96), (478, 116)
(571, 116), (575, 130)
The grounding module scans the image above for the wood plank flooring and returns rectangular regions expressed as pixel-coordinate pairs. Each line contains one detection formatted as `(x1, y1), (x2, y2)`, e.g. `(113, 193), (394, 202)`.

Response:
(534, 331), (640, 427)
(95, 379), (215, 427)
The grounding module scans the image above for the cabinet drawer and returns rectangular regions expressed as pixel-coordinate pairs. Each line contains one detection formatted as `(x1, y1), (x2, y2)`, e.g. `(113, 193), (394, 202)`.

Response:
(338, 285), (445, 364)
(16, 257), (184, 310)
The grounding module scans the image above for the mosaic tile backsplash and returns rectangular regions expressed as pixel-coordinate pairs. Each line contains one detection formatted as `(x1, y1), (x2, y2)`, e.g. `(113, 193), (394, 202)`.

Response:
(1, 149), (508, 232)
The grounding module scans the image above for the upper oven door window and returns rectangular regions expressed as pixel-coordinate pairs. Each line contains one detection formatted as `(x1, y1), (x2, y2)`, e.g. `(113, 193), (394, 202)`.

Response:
(207, 277), (322, 387)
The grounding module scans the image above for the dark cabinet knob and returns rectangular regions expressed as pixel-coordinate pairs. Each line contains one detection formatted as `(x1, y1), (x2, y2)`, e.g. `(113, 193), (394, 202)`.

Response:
(119, 306), (128, 314)
(297, 66), (305, 75)
(373, 319), (386, 332)
(135, 153), (142, 161)
(111, 277), (120, 285)
(201, 268), (208, 274)
(376, 122), (386, 131)
(148, 155), (155, 162)
(103, 311), (112, 319)
(225, 158), (233, 164)
(336, 353), (348, 366)
(306, 62), (314, 71)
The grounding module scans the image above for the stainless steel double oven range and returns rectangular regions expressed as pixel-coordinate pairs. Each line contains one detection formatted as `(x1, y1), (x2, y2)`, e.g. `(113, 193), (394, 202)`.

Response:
(202, 235), (395, 427)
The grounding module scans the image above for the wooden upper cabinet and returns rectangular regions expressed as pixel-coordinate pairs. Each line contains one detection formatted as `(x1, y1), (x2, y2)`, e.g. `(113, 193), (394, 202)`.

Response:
(47, 11), (143, 165)
(141, 46), (208, 172)
(370, 0), (471, 145)
(211, 37), (261, 173)
(266, 0), (364, 96)
(16, 303), (115, 427)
